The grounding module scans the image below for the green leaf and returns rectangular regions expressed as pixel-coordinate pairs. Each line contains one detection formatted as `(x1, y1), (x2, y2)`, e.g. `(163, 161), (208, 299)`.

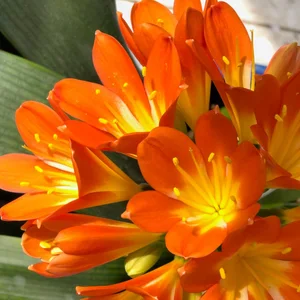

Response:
(259, 189), (300, 209)
(0, 50), (63, 156)
(0, 235), (128, 300)
(0, 0), (123, 82)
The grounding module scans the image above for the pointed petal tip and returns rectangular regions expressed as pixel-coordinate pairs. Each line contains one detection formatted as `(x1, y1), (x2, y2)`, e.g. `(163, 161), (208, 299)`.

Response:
(177, 266), (186, 277)
(121, 210), (131, 219)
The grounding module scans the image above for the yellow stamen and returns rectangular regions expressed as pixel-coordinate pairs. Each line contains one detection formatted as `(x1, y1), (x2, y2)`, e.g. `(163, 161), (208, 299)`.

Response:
(149, 90), (157, 100)
(34, 165), (43, 173)
(182, 217), (186, 222)
(222, 56), (230, 65)
(281, 105), (287, 118)
(53, 133), (58, 140)
(157, 18), (164, 26)
(142, 66), (147, 77)
(34, 133), (40, 143)
(275, 114), (283, 122)
(51, 247), (63, 255)
(172, 157), (179, 166)
(250, 30), (256, 91)
(95, 89), (101, 95)
(98, 118), (108, 124)
(208, 152), (215, 163)
(20, 181), (30, 187)
(173, 187), (180, 197)
(39, 241), (52, 249)
(287, 72), (292, 79)
(123, 82), (128, 88)
(281, 247), (292, 254)
(219, 267), (226, 279)
(224, 156), (232, 164)
(48, 143), (54, 150)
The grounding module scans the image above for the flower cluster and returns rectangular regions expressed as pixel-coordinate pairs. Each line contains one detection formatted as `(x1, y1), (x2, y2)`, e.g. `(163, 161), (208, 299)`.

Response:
(1, 0), (300, 299)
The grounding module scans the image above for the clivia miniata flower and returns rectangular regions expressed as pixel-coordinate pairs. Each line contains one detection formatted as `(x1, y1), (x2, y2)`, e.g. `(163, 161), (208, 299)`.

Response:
(123, 109), (266, 258)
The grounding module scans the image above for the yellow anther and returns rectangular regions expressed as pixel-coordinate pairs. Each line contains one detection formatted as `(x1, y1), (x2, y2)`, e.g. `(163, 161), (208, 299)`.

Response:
(224, 156), (232, 164)
(95, 89), (101, 95)
(123, 82), (129, 88)
(48, 143), (54, 150)
(282, 247), (292, 254)
(230, 195), (237, 203)
(287, 72), (292, 79)
(182, 217), (186, 222)
(51, 247), (63, 255)
(47, 189), (54, 195)
(142, 66), (147, 77)
(208, 152), (215, 162)
(274, 114), (283, 122)
(20, 181), (30, 187)
(281, 105), (287, 118)
(222, 56), (230, 65)
(149, 90), (157, 100)
(98, 118), (108, 124)
(219, 267), (226, 279)
(34, 165), (43, 173)
(173, 187), (180, 197)
(157, 18), (164, 26)
(39, 241), (52, 249)
(34, 133), (40, 143)
(53, 133), (58, 140)
(172, 157), (179, 166)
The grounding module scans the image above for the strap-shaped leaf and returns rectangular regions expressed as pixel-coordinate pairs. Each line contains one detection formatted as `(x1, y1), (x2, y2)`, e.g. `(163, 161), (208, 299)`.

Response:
(0, 0), (123, 81)
(0, 50), (63, 155)
(0, 235), (128, 299)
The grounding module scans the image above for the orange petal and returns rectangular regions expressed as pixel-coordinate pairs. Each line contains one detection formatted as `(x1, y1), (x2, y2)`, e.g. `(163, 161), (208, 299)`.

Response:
(133, 23), (170, 61)
(16, 101), (72, 165)
(230, 141), (266, 209)
(205, 2), (252, 87)
(124, 191), (191, 232)
(194, 109), (237, 164)
(201, 284), (225, 299)
(173, 0), (202, 20)
(265, 43), (300, 85)
(0, 192), (74, 221)
(71, 142), (140, 197)
(144, 36), (182, 121)
(117, 11), (146, 65)
(179, 253), (225, 292)
(53, 78), (143, 138)
(54, 219), (160, 256)
(29, 262), (59, 278)
(93, 31), (150, 114)
(0, 153), (51, 193)
(137, 126), (203, 197)
(131, 0), (177, 36)
(60, 120), (115, 149)
(166, 221), (227, 258)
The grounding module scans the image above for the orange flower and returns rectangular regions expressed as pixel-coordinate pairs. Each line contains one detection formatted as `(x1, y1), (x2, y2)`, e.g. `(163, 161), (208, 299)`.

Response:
(251, 72), (300, 189)
(118, 0), (213, 130)
(264, 42), (300, 85)
(76, 257), (200, 299)
(123, 109), (265, 258)
(22, 213), (161, 277)
(0, 101), (140, 222)
(180, 216), (300, 299)
(50, 31), (182, 156)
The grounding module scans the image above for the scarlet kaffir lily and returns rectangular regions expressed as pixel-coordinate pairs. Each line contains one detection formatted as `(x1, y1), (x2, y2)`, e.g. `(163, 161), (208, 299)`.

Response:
(123, 108), (266, 258)
(76, 257), (201, 300)
(251, 72), (300, 189)
(118, 0), (213, 130)
(22, 213), (161, 277)
(180, 216), (300, 299)
(50, 31), (182, 156)
(0, 101), (140, 222)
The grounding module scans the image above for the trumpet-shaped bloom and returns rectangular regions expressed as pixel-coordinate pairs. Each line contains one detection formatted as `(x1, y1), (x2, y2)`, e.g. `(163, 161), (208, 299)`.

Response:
(123, 109), (265, 258)
(180, 216), (300, 299)
(0, 101), (140, 222)
(51, 31), (182, 156)
(265, 42), (300, 85)
(252, 72), (300, 188)
(22, 213), (161, 277)
(76, 257), (201, 300)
